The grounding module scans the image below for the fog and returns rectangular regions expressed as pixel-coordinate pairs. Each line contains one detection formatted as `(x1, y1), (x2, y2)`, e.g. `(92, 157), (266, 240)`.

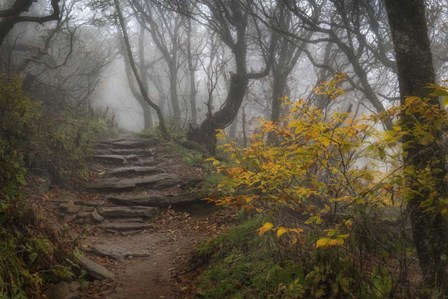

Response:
(1, 0), (448, 148)
(94, 58), (144, 132)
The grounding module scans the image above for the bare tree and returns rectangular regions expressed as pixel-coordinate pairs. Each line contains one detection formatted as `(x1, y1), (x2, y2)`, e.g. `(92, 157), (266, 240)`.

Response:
(0, 0), (61, 46)
(172, 0), (273, 153)
(278, 0), (394, 130)
(129, 0), (185, 121)
(114, 0), (168, 137)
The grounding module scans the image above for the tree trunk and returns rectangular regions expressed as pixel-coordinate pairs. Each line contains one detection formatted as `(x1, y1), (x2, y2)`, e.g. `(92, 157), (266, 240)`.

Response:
(187, 72), (249, 154)
(168, 60), (180, 120)
(384, 0), (448, 292)
(0, 0), (33, 46)
(138, 25), (152, 129)
(271, 73), (288, 124)
(186, 17), (197, 125)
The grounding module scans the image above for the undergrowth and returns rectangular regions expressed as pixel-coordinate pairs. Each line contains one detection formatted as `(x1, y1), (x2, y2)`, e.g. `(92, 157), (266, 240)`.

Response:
(194, 214), (400, 299)
(0, 75), (117, 297)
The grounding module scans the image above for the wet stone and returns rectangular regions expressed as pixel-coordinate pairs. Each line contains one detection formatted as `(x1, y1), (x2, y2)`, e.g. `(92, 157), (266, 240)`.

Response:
(98, 222), (154, 232)
(90, 243), (150, 260)
(98, 206), (158, 219)
(77, 256), (114, 280)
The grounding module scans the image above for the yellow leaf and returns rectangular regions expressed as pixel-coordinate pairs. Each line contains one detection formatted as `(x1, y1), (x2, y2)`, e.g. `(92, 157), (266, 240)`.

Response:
(383, 183), (394, 191)
(258, 222), (273, 236)
(276, 227), (288, 238)
(315, 237), (344, 249)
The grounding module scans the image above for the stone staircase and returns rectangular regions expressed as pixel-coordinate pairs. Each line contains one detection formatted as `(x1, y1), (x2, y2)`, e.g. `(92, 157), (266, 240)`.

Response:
(56, 135), (204, 234)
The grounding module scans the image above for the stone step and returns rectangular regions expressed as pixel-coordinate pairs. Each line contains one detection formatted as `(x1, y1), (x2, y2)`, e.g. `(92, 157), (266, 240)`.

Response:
(95, 148), (152, 156)
(106, 193), (202, 208)
(133, 159), (157, 167)
(107, 166), (160, 177)
(98, 137), (159, 149)
(90, 154), (140, 164)
(107, 195), (170, 207)
(89, 243), (150, 260)
(85, 174), (181, 192)
(98, 221), (155, 232)
(97, 206), (158, 219)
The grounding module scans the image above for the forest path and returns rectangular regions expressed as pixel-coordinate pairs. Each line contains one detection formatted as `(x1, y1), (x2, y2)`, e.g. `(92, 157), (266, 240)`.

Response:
(45, 135), (229, 298)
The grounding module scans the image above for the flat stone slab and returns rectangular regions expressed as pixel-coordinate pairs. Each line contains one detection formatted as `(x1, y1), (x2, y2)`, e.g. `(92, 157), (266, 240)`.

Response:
(91, 155), (127, 164)
(107, 193), (203, 208)
(90, 244), (150, 260)
(109, 148), (151, 156)
(107, 166), (160, 176)
(111, 217), (145, 223)
(85, 174), (179, 192)
(91, 154), (141, 164)
(77, 256), (114, 280)
(98, 222), (154, 231)
(99, 137), (159, 149)
(107, 195), (170, 207)
(74, 199), (106, 207)
(98, 206), (158, 219)
(133, 159), (157, 166)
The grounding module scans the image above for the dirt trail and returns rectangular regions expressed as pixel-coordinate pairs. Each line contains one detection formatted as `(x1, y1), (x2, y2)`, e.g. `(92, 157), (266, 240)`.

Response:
(43, 135), (229, 299)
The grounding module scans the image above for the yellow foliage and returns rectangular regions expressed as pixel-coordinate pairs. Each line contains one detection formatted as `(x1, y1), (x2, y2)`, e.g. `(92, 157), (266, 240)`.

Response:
(208, 77), (448, 252)
(258, 222), (273, 236)
(315, 238), (344, 248)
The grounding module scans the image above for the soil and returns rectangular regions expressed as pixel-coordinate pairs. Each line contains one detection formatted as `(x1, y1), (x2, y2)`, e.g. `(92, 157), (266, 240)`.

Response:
(81, 206), (231, 299)
(37, 135), (234, 299)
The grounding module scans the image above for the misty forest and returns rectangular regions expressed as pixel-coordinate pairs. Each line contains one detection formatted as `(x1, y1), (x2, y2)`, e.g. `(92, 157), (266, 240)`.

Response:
(2, 0), (448, 298)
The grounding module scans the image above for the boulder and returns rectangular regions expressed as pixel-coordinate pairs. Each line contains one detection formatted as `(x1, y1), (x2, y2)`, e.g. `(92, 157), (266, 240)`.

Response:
(45, 281), (80, 299)
(77, 256), (114, 280)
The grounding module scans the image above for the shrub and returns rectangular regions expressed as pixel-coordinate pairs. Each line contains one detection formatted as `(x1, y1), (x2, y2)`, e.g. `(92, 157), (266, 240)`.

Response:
(203, 77), (448, 297)
(0, 75), (40, 198)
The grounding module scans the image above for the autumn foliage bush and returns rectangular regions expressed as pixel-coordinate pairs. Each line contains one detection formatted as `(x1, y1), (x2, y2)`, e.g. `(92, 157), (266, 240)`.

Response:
(204, 78), (448, 297)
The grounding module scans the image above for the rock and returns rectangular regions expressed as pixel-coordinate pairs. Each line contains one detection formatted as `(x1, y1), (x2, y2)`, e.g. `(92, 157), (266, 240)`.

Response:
(107, 195), (170, 207)
(107, 166), (160, 177)
(74, 199), (106, 207)
(63, 214), (77, 223)
(45, 281), (80, 299)
(77, 211), (94, 219)
(91, 210), (105, 222)
(152, 178), (182, 189)
(90, 154), (127, 164)
(109, 148), (151, 156)
(100, 137), (159, 149)
(107, 193), (203, 208)
(66, 200), (81, 215)
(134, 159), (157, 166)
(80, 206), (95, 213)
(90, 243), (150, 260)
(98, 206), (158, 219)
(167, 193), (203, 207)
(77, 255), (114, 280)
(111, 218), (145, 223)
(85, 174), (178, 192)
(98, 222), (154, 232)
